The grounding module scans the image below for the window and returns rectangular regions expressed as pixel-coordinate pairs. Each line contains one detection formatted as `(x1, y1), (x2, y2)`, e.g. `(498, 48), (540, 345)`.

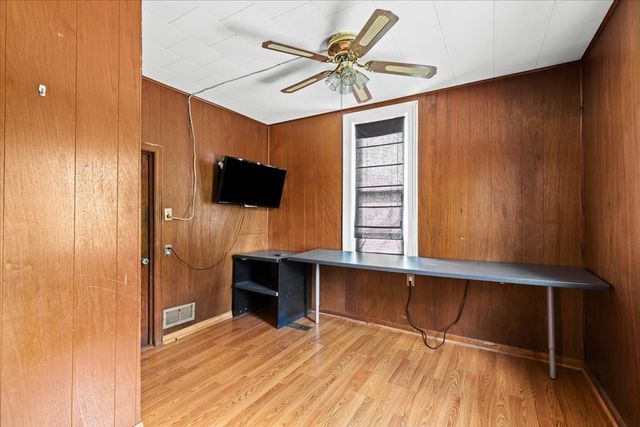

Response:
(342, 101), (418, 256)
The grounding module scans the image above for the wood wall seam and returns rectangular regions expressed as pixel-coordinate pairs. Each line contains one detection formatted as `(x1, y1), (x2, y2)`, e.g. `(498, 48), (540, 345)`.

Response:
(0, 1), (6, 421)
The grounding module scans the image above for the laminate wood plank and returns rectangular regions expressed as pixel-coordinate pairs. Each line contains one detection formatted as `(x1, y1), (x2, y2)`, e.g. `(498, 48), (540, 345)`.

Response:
(141, 314), (612, 426)
(1, 2), (76, 423)
(115, 1), (142, 424)
(73, 2), (119, 424)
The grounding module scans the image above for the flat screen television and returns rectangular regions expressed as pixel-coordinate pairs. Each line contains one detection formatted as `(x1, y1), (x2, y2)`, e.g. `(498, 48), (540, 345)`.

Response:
(215, 156), (286, 208)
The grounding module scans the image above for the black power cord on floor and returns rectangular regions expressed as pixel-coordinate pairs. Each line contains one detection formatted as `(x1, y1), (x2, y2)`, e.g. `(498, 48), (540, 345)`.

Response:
(405, 279), (470, 349)
(169, 211), (246, 271)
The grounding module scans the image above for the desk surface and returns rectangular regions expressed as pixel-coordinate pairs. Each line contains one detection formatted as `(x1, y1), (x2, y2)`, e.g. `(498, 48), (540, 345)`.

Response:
(288, 249), (609, 291)
(233, 250), (296, 263)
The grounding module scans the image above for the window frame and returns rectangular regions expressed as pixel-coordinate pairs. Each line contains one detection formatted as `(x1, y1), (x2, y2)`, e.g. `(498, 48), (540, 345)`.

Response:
(342, 100), (419, 256)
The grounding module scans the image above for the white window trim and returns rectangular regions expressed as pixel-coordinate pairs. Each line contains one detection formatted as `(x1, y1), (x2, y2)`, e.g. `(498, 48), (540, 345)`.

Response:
(342, 101), (419, 256)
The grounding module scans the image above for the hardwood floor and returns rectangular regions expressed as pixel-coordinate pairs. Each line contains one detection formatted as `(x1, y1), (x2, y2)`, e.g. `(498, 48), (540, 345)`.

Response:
(141, 314), (611, 426)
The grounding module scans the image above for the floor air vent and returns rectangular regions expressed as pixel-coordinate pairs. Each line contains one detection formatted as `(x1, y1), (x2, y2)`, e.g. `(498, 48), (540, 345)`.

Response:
(163, 302), (195, 329)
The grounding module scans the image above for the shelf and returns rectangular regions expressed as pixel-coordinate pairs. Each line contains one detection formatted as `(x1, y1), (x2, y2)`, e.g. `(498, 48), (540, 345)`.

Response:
(234, 280), (278, 297)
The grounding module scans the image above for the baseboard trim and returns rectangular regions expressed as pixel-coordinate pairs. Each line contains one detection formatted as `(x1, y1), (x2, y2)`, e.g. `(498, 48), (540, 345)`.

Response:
(162, 311), (233, 345)
(583, 366), (625, 427)
(319, 309), (584, 370)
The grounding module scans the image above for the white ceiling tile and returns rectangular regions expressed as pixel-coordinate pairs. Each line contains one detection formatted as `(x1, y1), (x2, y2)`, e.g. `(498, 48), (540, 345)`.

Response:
(434, 0), (494, 83)
(171, 8), (236, 45)
(201, 58), (245, 82)
(212, 35), (270, 65)
(143, 64), (177, 82)
(142, 0), (613, 124)
(312, 1), (361, 16)
(142, 1), (198, 22)
(143, 40), (181, 68)
(197, 1), (253, 20)
(142, 9), (189, 47)
(221, 4), (284, 44)
(537, 0), (612, 67)
(552, 0), (613, 23)
(254, 1), (308, 19)
(167, 37), (224, 66)
(163, 59), (213, 82)
(372, 1), (414, 10)
(272, 2), (335, 38)
(326, 2), (378, 34)
(494, 0), (554, 77)
(388, 2), (450, 77)
(200, 90), (272, 123)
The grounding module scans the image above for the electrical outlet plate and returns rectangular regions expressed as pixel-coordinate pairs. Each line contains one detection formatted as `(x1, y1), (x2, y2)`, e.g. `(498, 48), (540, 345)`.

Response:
(164, 208), (173, 221)
(164, 244), (172, 257)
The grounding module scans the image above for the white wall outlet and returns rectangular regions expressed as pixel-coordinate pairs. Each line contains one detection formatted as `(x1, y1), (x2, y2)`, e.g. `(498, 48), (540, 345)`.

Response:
(164, 244), (172, 257)
(164, 208), (173, 221)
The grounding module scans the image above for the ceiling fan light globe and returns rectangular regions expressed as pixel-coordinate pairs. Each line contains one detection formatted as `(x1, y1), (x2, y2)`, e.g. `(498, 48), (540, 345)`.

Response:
(340, 67), (357, 86)
(325, 73), (342, 92)
(354, 70), (369, 89)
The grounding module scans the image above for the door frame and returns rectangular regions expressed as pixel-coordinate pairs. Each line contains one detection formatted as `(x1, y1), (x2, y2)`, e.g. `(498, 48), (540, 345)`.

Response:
(142, 142), (163, 346)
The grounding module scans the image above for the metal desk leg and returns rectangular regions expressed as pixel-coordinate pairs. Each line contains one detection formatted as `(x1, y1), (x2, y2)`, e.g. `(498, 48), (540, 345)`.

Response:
(547, 286), (556, 379)
(315, 263), (320, 324)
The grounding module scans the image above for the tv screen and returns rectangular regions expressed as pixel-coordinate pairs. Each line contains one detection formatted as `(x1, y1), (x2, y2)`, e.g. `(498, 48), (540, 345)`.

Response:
(215, 156), (286, 208)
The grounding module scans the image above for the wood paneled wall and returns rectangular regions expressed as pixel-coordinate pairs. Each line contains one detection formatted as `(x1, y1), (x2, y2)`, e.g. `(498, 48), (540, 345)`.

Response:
(141, 79), (269, 334)
(269, 63), (584, 358)
(0, 1), (141, 425)
(582, 1), (640, 425)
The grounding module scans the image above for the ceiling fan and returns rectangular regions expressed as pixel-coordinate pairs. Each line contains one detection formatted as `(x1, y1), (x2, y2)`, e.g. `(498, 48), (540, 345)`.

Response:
(261, 9), (437, 104)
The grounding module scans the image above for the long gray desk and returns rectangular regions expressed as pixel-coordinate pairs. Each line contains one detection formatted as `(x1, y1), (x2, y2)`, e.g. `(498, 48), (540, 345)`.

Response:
(288, 249), (609, 379)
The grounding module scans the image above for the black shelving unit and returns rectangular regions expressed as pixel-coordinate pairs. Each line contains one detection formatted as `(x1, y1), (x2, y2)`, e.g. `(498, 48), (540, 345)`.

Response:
(232, 250), (309, 328)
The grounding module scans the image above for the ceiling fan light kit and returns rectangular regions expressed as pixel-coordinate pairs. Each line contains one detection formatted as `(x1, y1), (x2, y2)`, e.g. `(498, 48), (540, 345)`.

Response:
(262, 9), (437, 104)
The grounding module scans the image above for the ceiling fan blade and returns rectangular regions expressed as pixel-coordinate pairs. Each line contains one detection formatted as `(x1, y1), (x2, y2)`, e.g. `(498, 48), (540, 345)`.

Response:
(365, 60), (437, 79)
(349, 9), (399, 58)
(352, 84), (372, 104)
(281, 70), (333, 93)
(262, 40), (330, 62)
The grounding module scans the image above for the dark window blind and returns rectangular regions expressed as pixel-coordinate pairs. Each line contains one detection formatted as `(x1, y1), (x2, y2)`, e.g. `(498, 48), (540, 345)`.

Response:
(354, 117), (405, 255)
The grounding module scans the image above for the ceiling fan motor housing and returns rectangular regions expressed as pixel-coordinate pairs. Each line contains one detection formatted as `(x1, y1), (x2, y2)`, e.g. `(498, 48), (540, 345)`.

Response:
(327, 32), (358, 62)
